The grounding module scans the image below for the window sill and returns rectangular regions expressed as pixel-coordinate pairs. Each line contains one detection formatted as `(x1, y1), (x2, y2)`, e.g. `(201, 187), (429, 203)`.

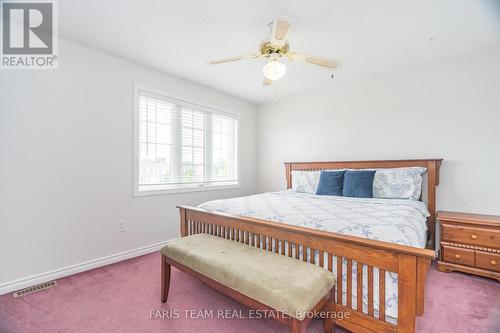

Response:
(134, 182), (240, 197)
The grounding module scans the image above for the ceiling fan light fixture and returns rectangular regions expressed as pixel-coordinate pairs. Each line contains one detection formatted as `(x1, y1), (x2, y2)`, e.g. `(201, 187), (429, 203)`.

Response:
(208, 18), (342, 88)
(263, 58), (286, 81)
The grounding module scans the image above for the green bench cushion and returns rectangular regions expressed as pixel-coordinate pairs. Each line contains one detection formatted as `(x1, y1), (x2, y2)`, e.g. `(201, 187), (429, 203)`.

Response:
(161, 234), (336, 320)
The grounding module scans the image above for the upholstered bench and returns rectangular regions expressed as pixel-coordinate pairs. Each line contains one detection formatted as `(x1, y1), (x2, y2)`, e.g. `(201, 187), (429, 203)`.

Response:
(160, 233), (336, 333)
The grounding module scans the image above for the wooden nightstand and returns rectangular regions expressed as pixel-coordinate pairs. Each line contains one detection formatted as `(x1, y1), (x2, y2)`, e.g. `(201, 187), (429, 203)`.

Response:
(437, 211), (500, 281)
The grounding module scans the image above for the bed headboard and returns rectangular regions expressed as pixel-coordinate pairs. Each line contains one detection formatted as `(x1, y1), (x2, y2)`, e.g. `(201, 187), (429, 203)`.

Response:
(284, 159), (443, 250)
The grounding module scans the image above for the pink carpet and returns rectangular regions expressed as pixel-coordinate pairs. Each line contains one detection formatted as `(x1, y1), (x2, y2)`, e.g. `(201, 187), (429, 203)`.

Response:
(1, 252), (498, 333)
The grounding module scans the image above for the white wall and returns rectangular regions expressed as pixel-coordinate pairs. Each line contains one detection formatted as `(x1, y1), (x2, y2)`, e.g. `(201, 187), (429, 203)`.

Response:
(0, 40), (257, 289)
(257, 47), (500, 215)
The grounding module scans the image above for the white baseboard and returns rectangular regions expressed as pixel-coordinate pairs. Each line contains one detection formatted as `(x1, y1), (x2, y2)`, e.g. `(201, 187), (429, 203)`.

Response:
(0, 241), (169, 296)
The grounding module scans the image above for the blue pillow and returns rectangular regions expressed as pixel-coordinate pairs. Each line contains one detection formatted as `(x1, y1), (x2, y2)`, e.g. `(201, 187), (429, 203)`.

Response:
(316, 171), (345, 196)
(342, 170), (376, 198)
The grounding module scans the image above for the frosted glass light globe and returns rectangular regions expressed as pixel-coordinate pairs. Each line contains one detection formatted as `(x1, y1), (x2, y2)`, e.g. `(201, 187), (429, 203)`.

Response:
(262, 59), (286, 81)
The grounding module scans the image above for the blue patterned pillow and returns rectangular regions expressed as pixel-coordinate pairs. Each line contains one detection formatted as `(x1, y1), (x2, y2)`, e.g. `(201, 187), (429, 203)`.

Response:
(316, 171), (345, 196)
(373, 167), (426, 200)
(291, 171), (321, 193)
(343, 170), (376, 198)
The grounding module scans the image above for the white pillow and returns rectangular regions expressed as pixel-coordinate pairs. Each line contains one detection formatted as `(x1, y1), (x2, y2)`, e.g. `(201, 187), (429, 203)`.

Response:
(373, 167), (427, 200)
(291, 170), (321, 193)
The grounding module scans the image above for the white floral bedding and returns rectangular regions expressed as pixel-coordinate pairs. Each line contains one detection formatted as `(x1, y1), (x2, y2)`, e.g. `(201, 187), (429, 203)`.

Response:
(198, 191), (430, 322)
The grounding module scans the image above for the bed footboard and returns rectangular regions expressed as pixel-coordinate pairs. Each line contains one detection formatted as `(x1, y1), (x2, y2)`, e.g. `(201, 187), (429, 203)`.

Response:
(178, 206), (435, 333)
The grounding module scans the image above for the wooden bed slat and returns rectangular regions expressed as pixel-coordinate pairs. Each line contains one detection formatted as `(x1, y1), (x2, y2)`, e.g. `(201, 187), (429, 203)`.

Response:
(357, 262), (363, 312)
(347, 259), (352, 308)
(337, 256), (343, 304)
(379, 268), (386, 321)
(368, 266), (374, 317)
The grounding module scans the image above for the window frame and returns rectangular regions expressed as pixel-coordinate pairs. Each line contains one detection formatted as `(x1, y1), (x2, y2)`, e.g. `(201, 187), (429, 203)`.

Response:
(133, 83), (240, 196)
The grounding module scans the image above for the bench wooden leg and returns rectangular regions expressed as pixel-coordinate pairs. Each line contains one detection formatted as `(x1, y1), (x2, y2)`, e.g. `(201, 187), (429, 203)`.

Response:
(324, 315), (335, 333)
(290, 318), (305, 333)
(161, 255), (171, 303)
(324, 287), (336, 333)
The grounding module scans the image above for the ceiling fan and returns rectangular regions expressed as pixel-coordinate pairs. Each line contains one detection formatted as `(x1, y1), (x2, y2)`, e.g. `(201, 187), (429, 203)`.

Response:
(208, 18), (342, 85)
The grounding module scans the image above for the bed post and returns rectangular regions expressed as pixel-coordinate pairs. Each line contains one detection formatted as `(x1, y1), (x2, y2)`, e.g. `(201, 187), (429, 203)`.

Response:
(285, 163), (293, 189)
(415, 257), (431, 316)
(426, 160), (441, 250)
(397, 254), (417, 333)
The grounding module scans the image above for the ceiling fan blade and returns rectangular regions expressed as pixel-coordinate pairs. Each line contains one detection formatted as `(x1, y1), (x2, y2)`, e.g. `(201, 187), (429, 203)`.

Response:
(208, 53), (260, 65)
(262, 77), (273, 86)
(270, 18), (290, 46)
(287, 52), (342, 69)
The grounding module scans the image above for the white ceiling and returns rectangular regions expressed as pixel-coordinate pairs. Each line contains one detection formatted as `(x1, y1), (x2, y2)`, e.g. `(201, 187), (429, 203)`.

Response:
(60, 0), (500, 104)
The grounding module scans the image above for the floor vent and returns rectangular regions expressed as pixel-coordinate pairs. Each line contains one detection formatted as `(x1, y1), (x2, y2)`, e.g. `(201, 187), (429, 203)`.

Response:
(13, 281), (57, 298)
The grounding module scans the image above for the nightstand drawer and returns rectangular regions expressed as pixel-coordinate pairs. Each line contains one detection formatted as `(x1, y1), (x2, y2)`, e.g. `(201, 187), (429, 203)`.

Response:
(442, 245), (475, 267)
(475, 251), (500, 273)
(441, 224), (500, 249)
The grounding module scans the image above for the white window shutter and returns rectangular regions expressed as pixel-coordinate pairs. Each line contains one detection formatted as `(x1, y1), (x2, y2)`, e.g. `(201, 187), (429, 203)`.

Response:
(136, 88), (239, 192)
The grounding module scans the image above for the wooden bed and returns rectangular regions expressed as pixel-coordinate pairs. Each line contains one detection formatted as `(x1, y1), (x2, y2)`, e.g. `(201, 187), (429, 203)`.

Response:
(177, 159), (442, 333)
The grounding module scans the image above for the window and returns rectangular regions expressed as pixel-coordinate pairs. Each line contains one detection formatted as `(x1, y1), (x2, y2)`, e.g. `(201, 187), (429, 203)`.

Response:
(134, 84), (239, 195)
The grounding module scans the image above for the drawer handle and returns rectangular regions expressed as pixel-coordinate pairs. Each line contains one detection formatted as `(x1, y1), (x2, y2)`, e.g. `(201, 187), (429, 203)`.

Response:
(471, 234), (478, 240)
(454, 254), (461, 259)
(491, 260), (497, 266)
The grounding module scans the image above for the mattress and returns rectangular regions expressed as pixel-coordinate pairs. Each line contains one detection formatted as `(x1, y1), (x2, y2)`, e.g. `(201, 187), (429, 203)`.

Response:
(198, 190), (430, 322)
